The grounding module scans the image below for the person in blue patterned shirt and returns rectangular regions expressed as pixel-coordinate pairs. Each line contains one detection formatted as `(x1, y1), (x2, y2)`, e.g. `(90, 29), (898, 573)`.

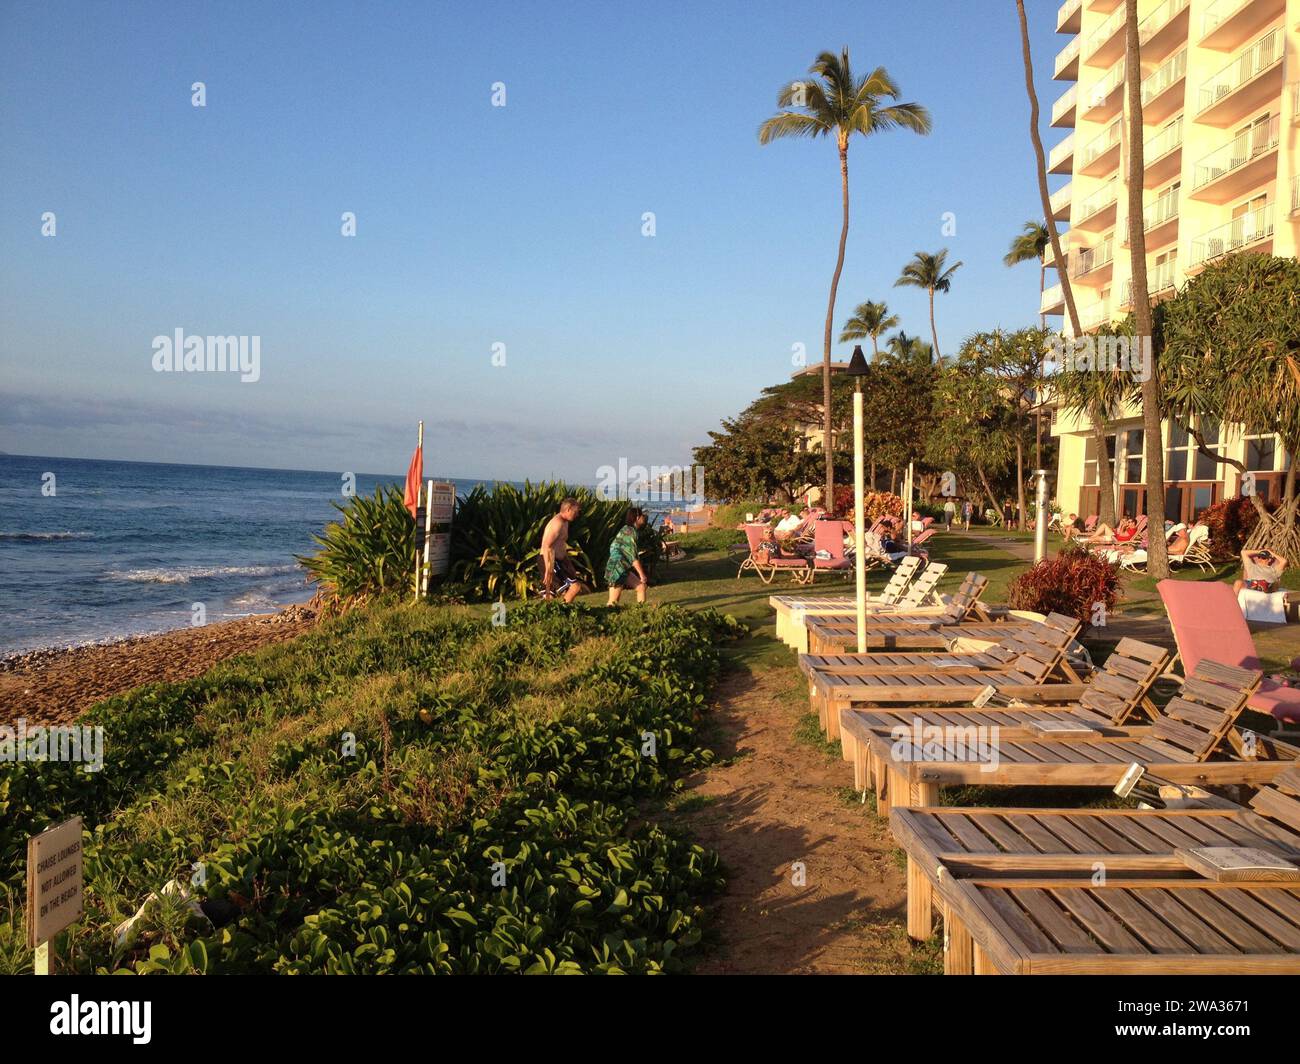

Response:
(605, 507), (648, 605)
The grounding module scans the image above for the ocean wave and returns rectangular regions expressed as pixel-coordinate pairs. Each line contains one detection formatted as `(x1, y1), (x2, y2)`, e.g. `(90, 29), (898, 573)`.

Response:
(105, 563), (298, 585)
(0, 530), (94, 542)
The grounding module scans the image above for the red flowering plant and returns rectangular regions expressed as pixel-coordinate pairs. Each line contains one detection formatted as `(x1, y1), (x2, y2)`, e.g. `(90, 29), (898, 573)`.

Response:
(1007, 544), (1122, 626)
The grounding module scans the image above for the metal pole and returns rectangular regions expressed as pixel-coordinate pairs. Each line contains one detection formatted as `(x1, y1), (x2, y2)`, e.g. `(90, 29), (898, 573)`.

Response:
(906, 461), (914, 548)
(854, 386), (866, 654)
(1034, 468), (1049, 563)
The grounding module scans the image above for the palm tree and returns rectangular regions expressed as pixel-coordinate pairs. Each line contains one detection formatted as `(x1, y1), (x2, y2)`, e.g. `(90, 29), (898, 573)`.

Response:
(894, 250), (962, 362)
(760, 49), (931, 509)
(1004, 221), (1051, 328)
(1015, 0), (1116, 527)
(1004, 221), (1052, 467)
(1122, 0), (1169, 579)
(839, 300), (899, 358)
(883, 330), (934, 367)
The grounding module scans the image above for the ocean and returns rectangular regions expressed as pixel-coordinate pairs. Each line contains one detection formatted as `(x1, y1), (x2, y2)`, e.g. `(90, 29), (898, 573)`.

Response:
(0, 455), (492, 657)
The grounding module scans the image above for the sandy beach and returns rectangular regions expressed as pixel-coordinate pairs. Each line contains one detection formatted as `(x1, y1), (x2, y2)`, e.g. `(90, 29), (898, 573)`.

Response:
(0, 603), (318, 727)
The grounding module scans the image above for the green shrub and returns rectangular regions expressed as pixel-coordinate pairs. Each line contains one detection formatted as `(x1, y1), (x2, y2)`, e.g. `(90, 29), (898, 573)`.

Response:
(297, 485), (414, 605)
(449, 482), (633, 600)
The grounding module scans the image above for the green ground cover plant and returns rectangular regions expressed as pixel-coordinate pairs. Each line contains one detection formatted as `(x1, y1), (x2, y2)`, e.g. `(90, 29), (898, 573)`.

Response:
(0, 602), (742, 974)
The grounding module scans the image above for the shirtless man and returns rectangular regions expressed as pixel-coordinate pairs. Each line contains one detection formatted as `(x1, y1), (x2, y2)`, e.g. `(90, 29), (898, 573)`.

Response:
(539, 497), (589, 603)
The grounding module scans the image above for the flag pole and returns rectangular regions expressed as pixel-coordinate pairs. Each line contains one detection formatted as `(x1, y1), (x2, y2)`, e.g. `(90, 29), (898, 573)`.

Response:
(413, 420), (424, 600)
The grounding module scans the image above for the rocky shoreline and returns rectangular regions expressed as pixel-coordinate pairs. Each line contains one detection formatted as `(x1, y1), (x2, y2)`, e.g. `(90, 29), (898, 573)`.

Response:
(0, 602), (319, 727)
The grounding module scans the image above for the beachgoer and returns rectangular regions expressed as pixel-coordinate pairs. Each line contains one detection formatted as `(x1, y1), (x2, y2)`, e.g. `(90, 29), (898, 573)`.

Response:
(606, 507), (648, 605)
(1234, 549), (1287, 595)
(943, 498), (956, 531)
(539, 496), (589, 603)
(961, 499), (972, 531)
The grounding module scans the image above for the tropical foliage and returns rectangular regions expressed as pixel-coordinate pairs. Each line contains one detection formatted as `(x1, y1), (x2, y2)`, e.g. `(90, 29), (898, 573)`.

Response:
(297, 485), (415, 607)
(1007, 545), (1121, 625)
(0, 601), (743, 974)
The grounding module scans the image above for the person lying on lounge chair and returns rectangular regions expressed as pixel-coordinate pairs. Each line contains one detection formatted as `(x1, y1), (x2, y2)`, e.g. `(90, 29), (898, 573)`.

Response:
(1234, 549), (1287, 595)
(1079, 516), (1136, 546)
(1059, 513), (1084, 540)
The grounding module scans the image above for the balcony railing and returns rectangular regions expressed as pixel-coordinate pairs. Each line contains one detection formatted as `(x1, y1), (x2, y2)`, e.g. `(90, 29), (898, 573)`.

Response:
(1057, 0), (1083, 32)
(1052, 84), (1079, 124)
(1201, 0), (1263, 38)
(1079, 118), (1122, 169)
(1049, 132), (1076, 171)
(1050, 182), (1073, 216)
(1072, 234), (1115, 277)
(1145, 191), (1180, 230)
(1191, 205), (1274, 265)
(1084, 7), (1125, 58)
(1144, 115), (1184, 162)
(1078, 302), (1113, 331)
(1292, 176), (1299, 216)
(1041, 280), (1065, 314)
(1056, 35), (1082, 76)
(1120, 261), (1179, 307)
(1192, 115), (1281, 190)
(1140, 0), (1190, 43)
(1084, 61), (1125, 114)
(1198, 30), (1281, 113)
(1142, 48), (1187, 105)
(1293, 83), (1300, 122)
(1077, 178), (1118, 222)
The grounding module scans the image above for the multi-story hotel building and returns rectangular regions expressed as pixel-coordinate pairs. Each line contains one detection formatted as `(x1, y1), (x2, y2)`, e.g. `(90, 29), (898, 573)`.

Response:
(1045, 0), (1297, 523)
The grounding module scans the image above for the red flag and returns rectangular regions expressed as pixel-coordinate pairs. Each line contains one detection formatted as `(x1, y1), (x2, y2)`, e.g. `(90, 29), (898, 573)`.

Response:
(403, 444), (423, 519)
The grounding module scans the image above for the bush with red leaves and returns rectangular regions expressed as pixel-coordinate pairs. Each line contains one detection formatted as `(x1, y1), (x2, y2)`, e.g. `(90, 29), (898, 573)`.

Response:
(1007, 544), (1122, 625)
(1197, 495), (1276, 561)
(832, 486), (903, 522)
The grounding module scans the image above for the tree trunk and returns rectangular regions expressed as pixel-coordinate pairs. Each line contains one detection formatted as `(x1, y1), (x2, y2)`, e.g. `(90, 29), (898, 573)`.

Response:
(1090, 415), (1119, 527)
(1038, 260), (1046, 330)
(1015, 436), (1027, 530)
(975, 464), (1001, 521)
(821, 141), (851, 509)
(1125, 0), (1169, 580)
(870, 457), (877, 490)
(928, 288), (940, 362)
(890, 466), (897, 495)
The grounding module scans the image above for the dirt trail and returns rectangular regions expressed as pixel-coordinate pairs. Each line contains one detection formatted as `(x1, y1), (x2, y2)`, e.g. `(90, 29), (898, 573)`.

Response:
(674, 666), (928, 975)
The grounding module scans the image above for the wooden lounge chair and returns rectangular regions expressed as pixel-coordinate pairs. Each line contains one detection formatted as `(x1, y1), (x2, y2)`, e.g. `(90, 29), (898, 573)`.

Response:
(890, 765), (1300, 960)
(843, 660), (1300, 814)
(891, 767), (1300, 973)
(1159, 578), (1300, 724)
(736, 524), (811, 585)
(801, 613), (1085, 740)
(769, 557), (929, 649)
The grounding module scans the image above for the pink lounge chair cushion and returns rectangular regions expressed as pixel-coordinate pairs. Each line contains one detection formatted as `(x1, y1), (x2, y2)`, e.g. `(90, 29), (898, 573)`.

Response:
(1157, 578), (1299, 721)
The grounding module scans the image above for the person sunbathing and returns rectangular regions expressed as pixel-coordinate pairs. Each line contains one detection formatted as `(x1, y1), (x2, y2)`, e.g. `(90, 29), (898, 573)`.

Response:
(1234, 549), (1288, 595)
(1080, 516), (1135, 546)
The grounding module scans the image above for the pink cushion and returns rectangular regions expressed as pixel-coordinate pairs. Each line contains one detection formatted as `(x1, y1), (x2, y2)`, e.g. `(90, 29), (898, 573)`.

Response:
(1251, 681), (1300, 724)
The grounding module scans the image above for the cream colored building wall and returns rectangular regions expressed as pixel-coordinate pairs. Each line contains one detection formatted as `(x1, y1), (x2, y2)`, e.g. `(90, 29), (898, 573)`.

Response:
(1044, 0), (1300, 332)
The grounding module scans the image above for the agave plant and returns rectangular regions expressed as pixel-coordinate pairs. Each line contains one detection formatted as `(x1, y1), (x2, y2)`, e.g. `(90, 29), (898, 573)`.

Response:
(297, 485), (415, 604)
(450, 481), (635, 600)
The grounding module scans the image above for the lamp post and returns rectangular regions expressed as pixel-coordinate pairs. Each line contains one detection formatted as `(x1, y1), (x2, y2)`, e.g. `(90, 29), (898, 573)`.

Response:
(846, 345), (870, 653)
(1034, 468), (1049, 563)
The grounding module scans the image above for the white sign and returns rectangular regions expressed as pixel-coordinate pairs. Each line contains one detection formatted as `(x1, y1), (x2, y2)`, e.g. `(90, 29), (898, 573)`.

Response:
(427, 482), (455, 523)
(429, 533), (450, 577)
(27, 817), (83, 947)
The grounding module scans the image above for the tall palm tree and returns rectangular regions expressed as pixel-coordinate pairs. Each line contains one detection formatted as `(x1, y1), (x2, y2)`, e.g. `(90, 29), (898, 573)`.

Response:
(1124, 0), (1169, 579)
(839, 300), (899, 358)
(884, 330), (934, 367)
(894, 250), (962, 362)
(1015, 0), (1116, 527)
(1004, 221), (1052, 466)
(1004, 221), (1051, 328)
(760, 50), (931, 508)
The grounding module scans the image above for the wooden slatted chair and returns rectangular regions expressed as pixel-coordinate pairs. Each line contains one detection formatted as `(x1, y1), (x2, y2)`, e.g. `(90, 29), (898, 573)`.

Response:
(801, 613), (1085, 740)
(891, 768), (1300, 973)
(843, 660), (1300, 816)
(769, 557), (932, 650)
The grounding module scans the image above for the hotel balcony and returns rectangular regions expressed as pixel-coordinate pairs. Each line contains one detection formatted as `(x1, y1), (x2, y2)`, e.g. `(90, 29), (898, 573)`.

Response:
(1070, 233), (1115, 285)
(1041, 280), (1066, 317)
(1052, 84), (1078, 127)
(1081, 60), (1125, 122)
(1074, 177), (1119, 232)
(1046, 231), (1072, 270)
(1077, 301), (1115, 333)
(1058, 0), (1083, 35)
(1189, 205), (1274, 269)
(1055, 34), (1082, 80)
(1143, 190), (1181, 248)
(1077, 118), (1122, 177)
(1140, 48), (1188, 124)
(1084, 6), (1126, 68)
(1197, 29), (1284, 126)
(1143, 115), (1184, 185)
(1049, 132), (1076, 174)
(1199, 0), (1286, 51)
(1190, 115), (1281, 204)
(1292, 176), (1299, 217)
(1050, 181), (1073, 221)
(1139, 0), (1191, 60)
(1292, 82), (1300, 123)
(1119, 261), (1180, 309)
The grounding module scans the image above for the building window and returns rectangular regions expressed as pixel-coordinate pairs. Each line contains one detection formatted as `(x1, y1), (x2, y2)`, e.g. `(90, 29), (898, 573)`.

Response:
(1123, 428), (1144, 484)
(1083, 433), (1116, 487)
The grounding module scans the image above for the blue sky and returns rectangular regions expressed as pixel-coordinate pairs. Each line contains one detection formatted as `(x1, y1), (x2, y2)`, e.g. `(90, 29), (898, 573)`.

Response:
(0, 0), (1065, 482)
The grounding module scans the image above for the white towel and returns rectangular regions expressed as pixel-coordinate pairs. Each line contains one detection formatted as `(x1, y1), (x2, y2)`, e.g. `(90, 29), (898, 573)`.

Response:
(1238, 588), (1287, 624)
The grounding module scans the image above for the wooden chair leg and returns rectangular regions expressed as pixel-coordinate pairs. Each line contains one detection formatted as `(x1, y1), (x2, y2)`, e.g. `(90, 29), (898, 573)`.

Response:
(889, 766), (914, 810)
(943, 905), (973, 974)
(851, 734), (866, 790)
(973, 944), (1000, 975)
(906, 856), (933, 941)
(915, 780), (940, 807)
